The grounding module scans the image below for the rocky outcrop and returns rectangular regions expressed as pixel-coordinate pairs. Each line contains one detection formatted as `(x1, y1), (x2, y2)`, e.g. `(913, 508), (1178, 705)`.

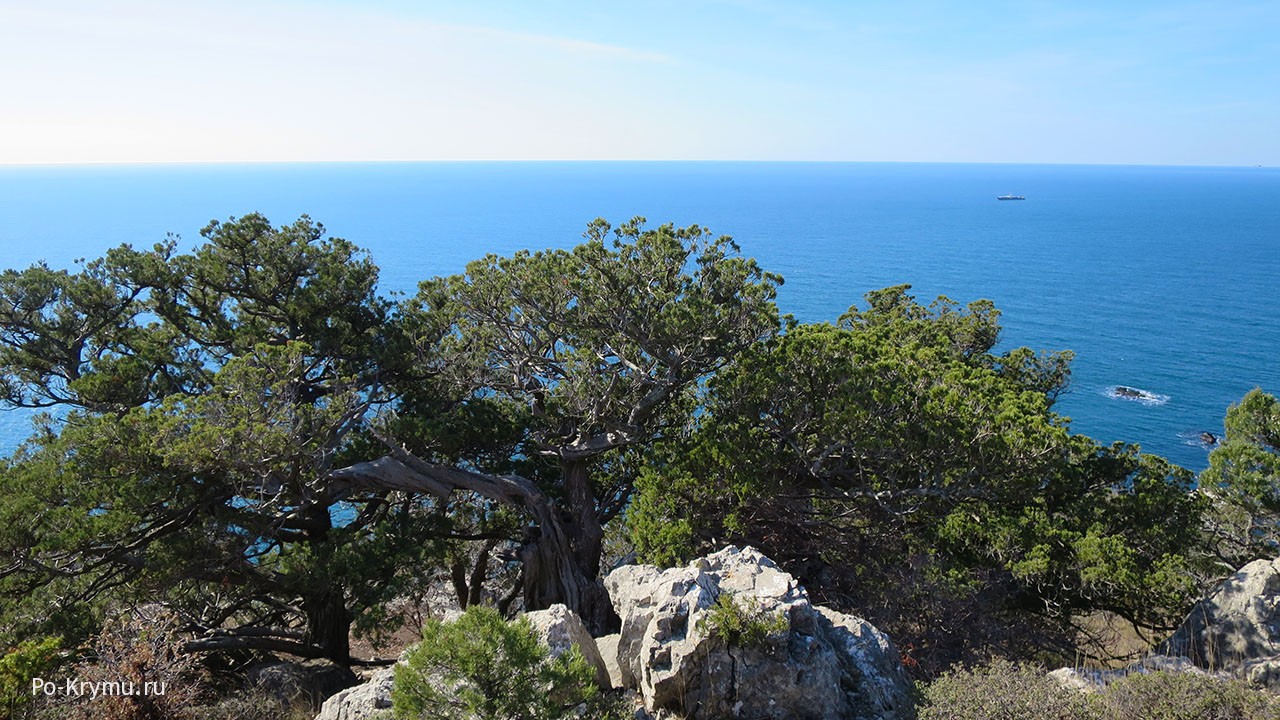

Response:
(604, 545), (913, 720)
(1243, 656), (1280, 689)
(313, 666), (395, 720)
(1048, 655), (1216, 692)
(1047, 559), (1280, 693)
(247, 658), (357, 709)
(525, 603), (611, 689)
(817, 606), (915, 716)
(1160, 558), (1280, 673)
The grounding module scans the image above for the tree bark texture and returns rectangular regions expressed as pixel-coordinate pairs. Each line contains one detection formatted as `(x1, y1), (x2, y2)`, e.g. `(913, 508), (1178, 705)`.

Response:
(330, 450), (618, 633)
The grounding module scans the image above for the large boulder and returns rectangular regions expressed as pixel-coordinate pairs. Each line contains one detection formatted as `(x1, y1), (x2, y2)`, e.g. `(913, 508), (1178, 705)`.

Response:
(313, 667), (395, 720)
(524, 603), (611, 689)
(604, 545), (913, 720)
(247, 658), (358, 709)
(1160, 558), (1280, 672)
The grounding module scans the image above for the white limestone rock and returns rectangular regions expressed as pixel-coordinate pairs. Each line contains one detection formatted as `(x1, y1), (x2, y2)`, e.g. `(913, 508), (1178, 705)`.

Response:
(313, 667), (395, 720)
(525, 603), (612, 690)
(604, 545), (912, 720)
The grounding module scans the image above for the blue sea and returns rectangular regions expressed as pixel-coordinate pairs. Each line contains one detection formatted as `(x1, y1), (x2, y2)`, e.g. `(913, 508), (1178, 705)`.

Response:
(1, 162), (1277, 471)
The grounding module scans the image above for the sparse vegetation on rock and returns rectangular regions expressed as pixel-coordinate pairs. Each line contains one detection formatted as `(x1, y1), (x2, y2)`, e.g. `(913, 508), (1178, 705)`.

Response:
(697, 593), (789, 649)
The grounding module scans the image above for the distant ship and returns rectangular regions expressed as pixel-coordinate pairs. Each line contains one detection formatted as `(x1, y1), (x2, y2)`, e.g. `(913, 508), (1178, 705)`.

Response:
(997, 194), (1025, 201)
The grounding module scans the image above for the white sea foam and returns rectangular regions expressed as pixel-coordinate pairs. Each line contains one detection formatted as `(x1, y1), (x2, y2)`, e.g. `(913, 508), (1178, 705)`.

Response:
(1104, 386), (1170, 406)
(1177, 430), (1220, 448)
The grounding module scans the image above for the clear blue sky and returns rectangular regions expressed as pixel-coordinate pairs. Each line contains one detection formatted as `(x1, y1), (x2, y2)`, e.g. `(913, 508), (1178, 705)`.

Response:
(1, 0), (1276, 165)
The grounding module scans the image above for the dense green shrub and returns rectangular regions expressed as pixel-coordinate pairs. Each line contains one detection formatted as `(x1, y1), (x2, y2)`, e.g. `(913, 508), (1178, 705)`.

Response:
(630, 288), (1207, 674)
(920, 659), (1280, 720)
(392, 606), (599, 720)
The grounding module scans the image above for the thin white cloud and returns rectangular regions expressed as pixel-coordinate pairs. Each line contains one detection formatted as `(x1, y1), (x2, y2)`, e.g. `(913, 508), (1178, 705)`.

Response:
(455, 22), (674, 65)
(0, 0), (680, 163)
(0, 0), (1275, 165)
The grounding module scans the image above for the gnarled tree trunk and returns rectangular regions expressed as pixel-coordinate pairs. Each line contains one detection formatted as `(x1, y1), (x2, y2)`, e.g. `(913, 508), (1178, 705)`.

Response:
(330, 451), (618, 633)
(522, 458), (614, 632)
(507, 460), (616, 632)
(303, 584), (352, 665)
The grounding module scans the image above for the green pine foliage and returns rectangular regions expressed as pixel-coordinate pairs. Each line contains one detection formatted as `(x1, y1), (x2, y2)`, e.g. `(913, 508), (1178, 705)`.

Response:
(1200, 389), (1280, 568)
(392, 606), (599, 720)
(630, 286), (1206, 673)
(0, 214), (1256, 694)
(0, 636), (62, 720)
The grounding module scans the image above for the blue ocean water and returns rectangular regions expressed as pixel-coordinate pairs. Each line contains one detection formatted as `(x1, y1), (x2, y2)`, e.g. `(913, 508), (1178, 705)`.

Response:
(0, 162), (1277, 471)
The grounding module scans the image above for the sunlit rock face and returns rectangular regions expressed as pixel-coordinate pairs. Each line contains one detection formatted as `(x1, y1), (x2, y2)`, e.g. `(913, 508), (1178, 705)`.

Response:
(604, 545), (914, 720)
(1162, 558), (1280, 673)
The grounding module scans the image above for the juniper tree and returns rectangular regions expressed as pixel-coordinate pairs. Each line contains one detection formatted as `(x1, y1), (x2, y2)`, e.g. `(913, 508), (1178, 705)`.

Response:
(630, 286), (1204, 672)
(334, 218), (781, 630)
(0, 213), (780, 660)
(0, 215), (432, 663)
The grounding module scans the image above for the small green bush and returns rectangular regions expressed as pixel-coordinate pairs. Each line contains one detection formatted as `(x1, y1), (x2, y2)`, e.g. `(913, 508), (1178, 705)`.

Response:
(392, 605), (599, 720)
(697, 592), (789, 649)
(0, 636), (62, 719)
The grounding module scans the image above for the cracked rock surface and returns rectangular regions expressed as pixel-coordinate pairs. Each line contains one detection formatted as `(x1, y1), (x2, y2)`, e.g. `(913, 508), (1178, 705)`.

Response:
(604, 545), (913, 720)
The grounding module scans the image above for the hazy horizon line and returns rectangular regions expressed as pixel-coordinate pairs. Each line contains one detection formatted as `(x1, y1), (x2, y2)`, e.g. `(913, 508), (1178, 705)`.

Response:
(0, 158), (1272, 170)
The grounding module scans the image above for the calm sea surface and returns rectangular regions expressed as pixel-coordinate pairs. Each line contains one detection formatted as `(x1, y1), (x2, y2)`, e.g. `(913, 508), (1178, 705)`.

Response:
(1, 162), (1277, 470)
